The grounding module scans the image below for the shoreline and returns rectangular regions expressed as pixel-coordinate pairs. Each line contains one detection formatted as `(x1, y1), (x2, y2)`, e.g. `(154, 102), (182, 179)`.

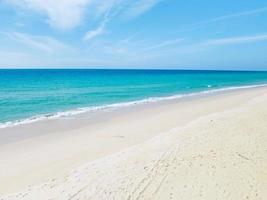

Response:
(1, 83), (267, 130)
(0, 86), (267, 199)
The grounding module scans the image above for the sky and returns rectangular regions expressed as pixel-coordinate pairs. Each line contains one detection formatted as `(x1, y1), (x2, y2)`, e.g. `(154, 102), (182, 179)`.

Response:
(0, 0), (267, 70)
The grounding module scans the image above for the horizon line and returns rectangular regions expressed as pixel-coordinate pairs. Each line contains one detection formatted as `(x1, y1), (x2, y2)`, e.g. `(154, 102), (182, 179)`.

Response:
(0, 68), (267, 72)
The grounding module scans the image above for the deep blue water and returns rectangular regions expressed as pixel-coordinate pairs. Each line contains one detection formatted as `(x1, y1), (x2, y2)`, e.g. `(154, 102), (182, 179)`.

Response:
(1, 69), (267, 126)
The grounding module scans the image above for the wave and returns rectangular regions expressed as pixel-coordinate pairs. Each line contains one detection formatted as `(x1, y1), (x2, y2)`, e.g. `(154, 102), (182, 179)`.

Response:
(1, 83), (267, 129)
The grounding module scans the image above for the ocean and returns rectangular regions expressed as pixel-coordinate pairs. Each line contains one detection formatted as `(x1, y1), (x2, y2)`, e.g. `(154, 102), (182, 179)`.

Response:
(1, 69), (267, 128)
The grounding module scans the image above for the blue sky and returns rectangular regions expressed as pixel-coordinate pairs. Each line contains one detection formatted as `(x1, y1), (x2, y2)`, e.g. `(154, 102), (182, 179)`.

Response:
(0, 0), (267, 70)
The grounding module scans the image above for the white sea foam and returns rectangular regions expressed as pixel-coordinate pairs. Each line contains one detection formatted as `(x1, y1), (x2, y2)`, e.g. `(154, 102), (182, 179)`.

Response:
(1, 83), (267, 129)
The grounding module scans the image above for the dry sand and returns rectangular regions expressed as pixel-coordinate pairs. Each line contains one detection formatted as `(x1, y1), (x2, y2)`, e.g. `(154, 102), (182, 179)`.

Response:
(0, 87), (267, 199)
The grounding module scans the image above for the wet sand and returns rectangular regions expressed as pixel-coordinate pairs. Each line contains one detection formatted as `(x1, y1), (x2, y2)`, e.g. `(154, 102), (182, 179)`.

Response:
(0, 87), (267, 199)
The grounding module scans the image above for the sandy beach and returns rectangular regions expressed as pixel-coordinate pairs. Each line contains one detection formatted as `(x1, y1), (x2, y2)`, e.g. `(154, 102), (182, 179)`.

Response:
(0, 87), (267, 200)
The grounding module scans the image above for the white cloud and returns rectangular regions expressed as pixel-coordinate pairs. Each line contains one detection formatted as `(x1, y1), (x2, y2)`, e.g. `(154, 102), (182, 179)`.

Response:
(82, 0), (163, 40)
(197, 6), (267, 25)
(121, 0), (162, 19)
(153, 33), (267, 55)
(114, 33), (267, 59)
(83, 23), (105, 41)
(177, 6), (267, 33)
(4, 32), (73, 53)
(7, 0), (91, 30)
(83, 15), (109, 41)
(6, 0), (163, 31)
(90, 0), (162, 19)
(141, 38), (185, 52)
(204, 34), (267, 46)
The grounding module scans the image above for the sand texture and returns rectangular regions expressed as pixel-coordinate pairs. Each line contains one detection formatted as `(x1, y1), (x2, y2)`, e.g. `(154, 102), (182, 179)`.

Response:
(0, 87), (267, 199)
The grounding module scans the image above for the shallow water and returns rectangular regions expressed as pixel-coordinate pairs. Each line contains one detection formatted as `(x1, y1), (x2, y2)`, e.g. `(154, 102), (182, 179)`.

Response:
(1, 69), (267, 126)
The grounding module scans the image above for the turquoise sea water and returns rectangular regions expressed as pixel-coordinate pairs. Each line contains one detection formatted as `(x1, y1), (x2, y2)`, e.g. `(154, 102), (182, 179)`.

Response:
(1, 69), (267, 127)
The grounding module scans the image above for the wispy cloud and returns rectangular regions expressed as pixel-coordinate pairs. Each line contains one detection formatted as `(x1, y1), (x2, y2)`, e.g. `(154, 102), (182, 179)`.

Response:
(6, 0), (164, 31)
(121, 0), (162, 19)
(177, 6), (267, 33)
(82, 0), (163, 41)
(83, 14), (110, 41)
(196, 7), (267, 25)
(6, 0), (90, 30)
(141, 38), (185, 52)
(154, 33), (267, 55)
(3, 32), (73, 53)
(204, 34), (267, 46)
(83, 23), (106, 41)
